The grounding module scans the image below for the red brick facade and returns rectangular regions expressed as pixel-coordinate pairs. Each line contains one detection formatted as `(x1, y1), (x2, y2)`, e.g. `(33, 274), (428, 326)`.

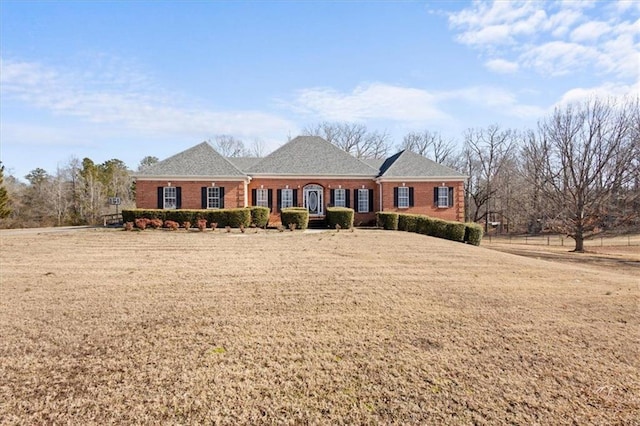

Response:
(136, 177), (464, 225)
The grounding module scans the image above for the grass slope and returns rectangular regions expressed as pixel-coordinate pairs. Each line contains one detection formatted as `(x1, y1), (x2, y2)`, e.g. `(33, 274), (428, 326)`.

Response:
(0, 229), (638, 424)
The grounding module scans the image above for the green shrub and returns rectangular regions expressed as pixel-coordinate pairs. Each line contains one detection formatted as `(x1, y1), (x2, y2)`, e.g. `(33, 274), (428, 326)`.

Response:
(250, 206), (270, 228)
(281, 207), (309, 230)
(430, 218), (448, 239)
(415, 216), (433, 235)
(327, 207), (354, 229)
(376, 212), (399, 230)
(464, 223), (484, 246)
(224, 208), (252, 228)
(446, 221), (466, 242)
(397, 214), (419, 232)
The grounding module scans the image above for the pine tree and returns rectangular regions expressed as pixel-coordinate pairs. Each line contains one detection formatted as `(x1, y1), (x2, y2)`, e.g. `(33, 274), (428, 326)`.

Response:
(0, 162), (11, 219)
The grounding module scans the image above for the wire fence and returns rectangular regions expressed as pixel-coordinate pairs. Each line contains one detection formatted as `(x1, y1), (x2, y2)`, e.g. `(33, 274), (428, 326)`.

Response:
(483, 234), (640, 247)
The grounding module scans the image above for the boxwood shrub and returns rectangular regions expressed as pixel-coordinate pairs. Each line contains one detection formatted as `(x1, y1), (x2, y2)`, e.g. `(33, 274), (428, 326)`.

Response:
(397, 214), (419, 232)
(250, 206), (270, 228)
(280, 207), (309, 230)
(376, 212), (399, 230)
(122, 208), (251, 228)
(464, 223), (484, 246)
(415, 215), (432, 235)
(446, 221), (467, 242)
(327, 207), (354, 229)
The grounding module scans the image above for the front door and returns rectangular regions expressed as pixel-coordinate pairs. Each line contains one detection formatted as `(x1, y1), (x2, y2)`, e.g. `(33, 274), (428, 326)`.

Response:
(303, 184), (324, 216)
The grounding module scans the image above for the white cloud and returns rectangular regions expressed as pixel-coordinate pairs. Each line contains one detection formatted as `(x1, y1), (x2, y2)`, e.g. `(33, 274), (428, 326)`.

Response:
(289, 83), (450, 123)
(0, 58), (297, 144)
(447, 0), (640, 79)
(438, 85), (546, 118)
(484, 58), (520, 73)
(555, 80), (640, 107)
(570, 21), (612, 42)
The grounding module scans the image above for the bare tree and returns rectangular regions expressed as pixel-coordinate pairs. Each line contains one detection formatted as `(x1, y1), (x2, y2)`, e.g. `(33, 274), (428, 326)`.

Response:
(399, 130), (456, 165)
(248, 139), (267, 157)
(531, 97), (638, 252)
(212, 135), (246, 157)
(463, 125), (518, 231)
(303, 122), (390, 159)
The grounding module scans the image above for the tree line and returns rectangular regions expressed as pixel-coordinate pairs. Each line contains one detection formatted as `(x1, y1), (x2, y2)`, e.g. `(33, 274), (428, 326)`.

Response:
(1, 97), (637, 251)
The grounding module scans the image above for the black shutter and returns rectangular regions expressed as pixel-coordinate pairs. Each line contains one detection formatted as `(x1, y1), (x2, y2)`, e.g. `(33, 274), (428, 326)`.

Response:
(330, 189), (335, 206)
(448, 187), (454, 208)
(368, 189), (374, 212)
(201, 187), (207, 209)
(292, 189), (298, 207)
(409, 187), (414, 207)
(252, 189), (257, 206)
(354, 189), (359, 212)
(345, 189), (350, 208)
(434, 187), (438, 205)
(219, 187), (225, 208)
(176, 187), (182, 209)
(277, 189), (282, 212)
(157, 187), (164, 209)
(393, 187), (398, 207)
(267, 189), (273, 211)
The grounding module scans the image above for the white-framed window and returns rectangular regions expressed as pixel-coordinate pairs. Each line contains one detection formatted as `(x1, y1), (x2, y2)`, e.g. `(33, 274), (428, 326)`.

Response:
(256, 188), (269, 207)
(334, 188), (346, 207)
(281, 188), (293, 209)
(437, 186), (449, 208)
(164, 187), (177, 209)
(207, 187), (220, 209)
(358, 189), (369, 213)
(397, 186), (409, 208)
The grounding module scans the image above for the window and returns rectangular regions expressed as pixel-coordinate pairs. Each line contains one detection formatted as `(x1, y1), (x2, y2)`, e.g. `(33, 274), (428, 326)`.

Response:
(164, 187), (177, 209)
(334, 188), (346, 207)
(437, 186), (449, 208)
(281, 188), (293, 209)
(397, 187), (409, 208)
(357, 189), (369, 213)
(207, 187), (220, 209)
(256, 188), (269, 207)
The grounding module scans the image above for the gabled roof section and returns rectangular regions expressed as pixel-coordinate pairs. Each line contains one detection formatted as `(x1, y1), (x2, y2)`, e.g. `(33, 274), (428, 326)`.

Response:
(226, 157), (261, 172)
(378, 150), (466, 179)
(136, 142), (246, 178)
(247, 136), (378, 176)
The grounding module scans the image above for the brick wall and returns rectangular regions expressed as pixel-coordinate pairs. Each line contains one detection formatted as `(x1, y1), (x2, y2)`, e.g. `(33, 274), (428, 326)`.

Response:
(248, 178), (377, 225)
(135, 180), (246, 210)
(379, 181), (465, 222)
(136, 178), (466, 224)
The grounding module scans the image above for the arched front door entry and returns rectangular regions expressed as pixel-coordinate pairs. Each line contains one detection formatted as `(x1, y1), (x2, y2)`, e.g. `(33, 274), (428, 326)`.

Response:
(303, 184), (324, 216)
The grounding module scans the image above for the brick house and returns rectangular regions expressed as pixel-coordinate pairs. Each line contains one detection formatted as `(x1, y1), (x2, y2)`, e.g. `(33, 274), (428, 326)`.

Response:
(134, 136), (466, 224)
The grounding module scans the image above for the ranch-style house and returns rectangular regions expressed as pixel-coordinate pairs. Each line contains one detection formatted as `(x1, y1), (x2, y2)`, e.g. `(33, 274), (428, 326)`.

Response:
(134, 136), (467, 225)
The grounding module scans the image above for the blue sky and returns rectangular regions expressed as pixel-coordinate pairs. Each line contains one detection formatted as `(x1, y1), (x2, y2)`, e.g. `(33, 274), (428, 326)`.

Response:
(1, 0), (638, 179)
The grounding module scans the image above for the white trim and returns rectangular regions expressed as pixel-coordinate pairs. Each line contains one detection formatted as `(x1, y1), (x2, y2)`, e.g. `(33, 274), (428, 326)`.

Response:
(377, 176), (467, 182)
(250, 174), (377, 180)
(135, 175), (249, 182)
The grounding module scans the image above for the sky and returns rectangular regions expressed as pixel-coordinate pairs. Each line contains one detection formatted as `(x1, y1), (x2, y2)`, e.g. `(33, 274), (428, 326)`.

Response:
(1, 0), (638, 180)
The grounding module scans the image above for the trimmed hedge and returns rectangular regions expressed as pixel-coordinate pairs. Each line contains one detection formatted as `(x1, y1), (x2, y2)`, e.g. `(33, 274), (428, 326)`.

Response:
(464, 222), (484, 246)
(249, 206), (270, 228)
(394, 212), (483, 245)
(122, 208), (251, 228)
(397, 214), (419, 233)
(327, 207), (354, 229)
(376, 212), (399, 230)
(280, 207), (309, 230)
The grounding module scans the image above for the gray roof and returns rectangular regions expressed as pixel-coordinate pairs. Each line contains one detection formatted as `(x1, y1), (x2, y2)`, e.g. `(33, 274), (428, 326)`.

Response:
(247, 136), (379, 176)
(136, 142), (246, 177)
(225, 157), (261, 172)
(378, 150), (466, 178)
(361, 158), (385, 171)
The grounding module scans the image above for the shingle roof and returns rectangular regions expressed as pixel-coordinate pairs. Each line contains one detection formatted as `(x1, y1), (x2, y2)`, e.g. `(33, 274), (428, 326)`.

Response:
(361, 158), (385, 172)
(136, 142), (246, 177)
(378, 150), (466, 178)
(247, 136), (379, 176)
(225, 157), (261, 172)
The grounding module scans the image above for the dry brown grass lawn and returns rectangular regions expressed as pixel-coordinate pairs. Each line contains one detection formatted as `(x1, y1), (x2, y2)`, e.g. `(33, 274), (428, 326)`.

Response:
(1, 228), (638, 425)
